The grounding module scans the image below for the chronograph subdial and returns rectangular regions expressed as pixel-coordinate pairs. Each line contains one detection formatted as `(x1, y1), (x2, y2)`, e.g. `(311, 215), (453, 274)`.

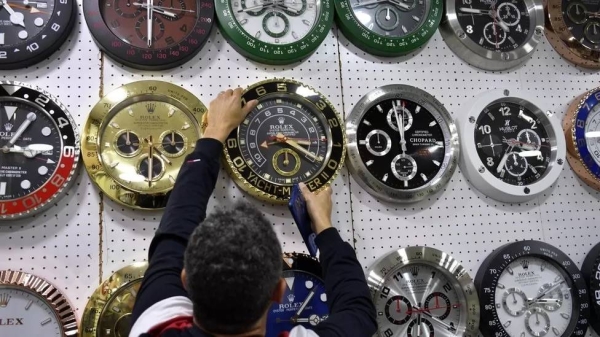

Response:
(135, 15), (166, 44)
(387, 101), (413, 132)
(407, 317), (435, 337)
(501, 288), (528, 317)
(115, 130), (142, 157)
(160, 131), (187, 157)
(272, 148), (301, 177)
(114, 0), (143, 18)
(384, 295), (413, 325)
(262, 11), (290, 38)
(375, 5), (401, 31)
(566, 2), (587, 25)
(517, 129), (541, 151)
(524, 307), (551, 337)
(505, 152), (529, 177)
(477, 134), (503, 158)
(497, 3), (520, 26)
(138, 154), (165, 183)
(364, 129), (392, 157)
(585, 21), (600, 44)
(537, 283), (564, 311)
(392, 154), (418, 182)
(424, 292), (452, 320)
(484, 22), (507, 47)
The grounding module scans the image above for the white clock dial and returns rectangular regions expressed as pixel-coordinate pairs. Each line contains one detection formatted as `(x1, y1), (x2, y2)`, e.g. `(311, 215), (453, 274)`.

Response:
(585, 105), (600, 167)
(231, 0), (319, 45)
(0, 288), (62, 335)
(494, 257), (574, 337)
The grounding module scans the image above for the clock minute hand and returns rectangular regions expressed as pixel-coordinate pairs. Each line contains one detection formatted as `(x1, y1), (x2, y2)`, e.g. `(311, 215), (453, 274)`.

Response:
(292, 289), (316, 322)
(458, 7), (492, 14)
(146, 0), (153, 47)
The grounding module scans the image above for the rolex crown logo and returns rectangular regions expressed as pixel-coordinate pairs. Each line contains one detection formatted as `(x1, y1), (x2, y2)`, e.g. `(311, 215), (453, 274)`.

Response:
(410, 266), (419, 276)
(0, 294), (10, 307)
(521, 260), (529, 270)
(146, 103), (156, 114)
(287, 294), (295, 303)
(278, 117), (285, 125)
(4, 123), (13, 132)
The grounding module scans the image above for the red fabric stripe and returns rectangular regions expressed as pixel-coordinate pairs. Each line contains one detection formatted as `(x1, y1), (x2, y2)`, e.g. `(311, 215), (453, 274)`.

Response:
(147, 316), (194, 336)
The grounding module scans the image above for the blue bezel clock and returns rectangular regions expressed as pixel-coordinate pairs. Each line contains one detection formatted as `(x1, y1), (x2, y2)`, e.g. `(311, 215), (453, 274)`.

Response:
(266, 253), (329, 337)
(565, 89), (600, 191)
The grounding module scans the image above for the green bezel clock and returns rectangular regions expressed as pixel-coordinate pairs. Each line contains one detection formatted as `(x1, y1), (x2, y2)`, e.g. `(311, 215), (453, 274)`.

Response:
(335, 0), (443, 56)
(214, 0), (334, 64)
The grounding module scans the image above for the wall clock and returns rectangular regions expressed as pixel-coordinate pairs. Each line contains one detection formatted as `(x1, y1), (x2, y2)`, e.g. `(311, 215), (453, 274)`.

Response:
(81, 262), (147, 337)
(214, 0), (333, 64)
(83, 0), (214, 70)
(223, 79), (345, 203)
(458, 89), (565, 203)
(0, 81), (80, 220)
(0, 270), (78, 336)
(82, 80), (205, 209)
(439, 0), (545, 71)
(0, 0), (76, 69)
(346, 84), (459, 203)
(334, 0), (442, 56)
(545, 0), (600, 68)
(366, 246), (480, 337)
(266, 253), (328, 337)
(582, 242), (600, 334)
(475, 240), (590, 337)
(563, 88), (600, 191)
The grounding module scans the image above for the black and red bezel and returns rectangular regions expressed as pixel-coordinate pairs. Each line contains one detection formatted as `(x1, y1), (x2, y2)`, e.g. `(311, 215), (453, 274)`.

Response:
(582, 242), (600, 333)
(0, 81), (80, 220)
(475, 240), (590, 337)
(223, 79), (346, 203)
(83, 0), (214, 70)
(0, 0), (77, 70)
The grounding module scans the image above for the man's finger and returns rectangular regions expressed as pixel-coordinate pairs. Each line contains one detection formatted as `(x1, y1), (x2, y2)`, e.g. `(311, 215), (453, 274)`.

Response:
(299, 182), (311, 198)
(242, 99), (259, 115)
(233, 87), (244, 96)
(225, 89), (234, 96)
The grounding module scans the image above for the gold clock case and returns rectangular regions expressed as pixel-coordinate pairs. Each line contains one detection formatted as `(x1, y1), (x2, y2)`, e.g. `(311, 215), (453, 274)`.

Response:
(0, 270), (79, 336)
(82, 81), (206, 209)
(81, 262), (148, 337)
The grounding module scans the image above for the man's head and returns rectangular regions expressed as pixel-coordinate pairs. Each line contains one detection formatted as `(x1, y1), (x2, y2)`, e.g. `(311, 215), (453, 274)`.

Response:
(183, 202), (283, 334)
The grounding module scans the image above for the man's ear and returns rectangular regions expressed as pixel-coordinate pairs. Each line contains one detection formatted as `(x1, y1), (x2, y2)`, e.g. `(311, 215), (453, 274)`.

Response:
(181, 269), (188, 291)
(271, 278), (286, 303)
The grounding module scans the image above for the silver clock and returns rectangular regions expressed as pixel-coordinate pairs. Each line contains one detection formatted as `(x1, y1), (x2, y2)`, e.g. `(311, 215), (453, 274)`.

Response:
(346, 85), (459, 203)
(366, 246), (480, 337)
(439, 0), (545, 71)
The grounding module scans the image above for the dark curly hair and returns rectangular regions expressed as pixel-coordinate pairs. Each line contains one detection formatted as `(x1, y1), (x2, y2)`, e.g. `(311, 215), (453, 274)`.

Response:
(183, 201), (282, 334)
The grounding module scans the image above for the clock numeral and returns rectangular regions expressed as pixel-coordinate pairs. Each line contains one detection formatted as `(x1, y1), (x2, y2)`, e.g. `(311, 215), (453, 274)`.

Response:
(51, 23), (61, 32)
(379, 286), (390, 299)
(227, 139), (238, 149)
(50, 174), (65, 187)
(328, 118), (339, 128)
(110, 19), (120, 29)
(26, 42), (39, 52)
(22, 194), (43, 210)
(478, 125), (491, 134)
(443, 282), (452, 293)
(315, 100), (328, 111)
(165, 36), (176, 45)
(256, 86), (267, 96)
(0, 51), (6, 59)
(383, 328), (394, 337)
(35, 94), (50, 107)
(180, 24), (188, 33)
(277, 83), (287, 92)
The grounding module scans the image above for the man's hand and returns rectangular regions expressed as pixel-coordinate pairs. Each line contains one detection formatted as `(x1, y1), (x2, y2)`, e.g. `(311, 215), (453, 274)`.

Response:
(202, 88), (258, 143)
(299, 183), (333, 235)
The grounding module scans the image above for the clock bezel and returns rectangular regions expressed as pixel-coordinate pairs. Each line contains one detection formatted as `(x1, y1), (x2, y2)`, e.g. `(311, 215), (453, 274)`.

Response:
(439, 0), (545, 71)
(458, 89), (565, 203)
(582, 242), (600, 334)
(0, 270), (78, 336)
(346, 84), (459, 203)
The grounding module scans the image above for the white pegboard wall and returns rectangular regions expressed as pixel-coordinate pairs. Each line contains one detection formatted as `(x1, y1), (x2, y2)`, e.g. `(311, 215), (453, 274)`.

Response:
(0, 5), (599, 334)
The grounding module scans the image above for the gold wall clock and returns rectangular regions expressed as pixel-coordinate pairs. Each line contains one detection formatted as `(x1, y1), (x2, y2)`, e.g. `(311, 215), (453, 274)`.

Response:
(223, 79), (346, 203)
(0, 270), (78, 336)
(82, 81), (206, 209)
(81, 262), (147, 337)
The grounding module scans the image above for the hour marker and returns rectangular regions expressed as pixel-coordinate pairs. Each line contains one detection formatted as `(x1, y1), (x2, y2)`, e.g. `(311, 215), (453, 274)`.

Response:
(368, 23), (374, 30)
(239, 19), (248, 25)
(128, 109), (134, 116)
(284, 277), (295, 290)
(239, 139), (246, 145)
(25, 300), (33, 310)
(503, 320), (511, 328)
(5, 106), (17, 120)
(552, 327), (560, 336)
(554, 275), (562, 282)
(479, 37), (484, 45)
(507, 266), (514, 275)
(285, 178), (291, 184)
(0, 33), (4, 45)
(420, 173), (427, 181)
(292, 31), (299, 39)
(401, 25), (408, 34)
(312, 117), (318, 122)
(404, 180), (408, 187)
(560, 313), (569, 319)
(112, 306), (121, 313)
(110, 122), (120, 129)
(169, 175), (175, 184)
(412, 15), (420, 21)
(541, 261), (547, 271)
(105, 142), (111, 148)
(488, 113), (495, 121)
(508, 36), (515, 44)
(375, 105), (383, 113)
(130, 288), (137, 297)
(435, 141), (443, 147)
(41, 127), (51, 136)
(497, 283), (505, 289)
(168, 108), (175, 117)
(366, 160), (374, 166)
(452, 304), (459, 308)
(415, 105), (421, 113)
(302, 19), (311, 26)
(363, 120), (371, 126)
(429, 121), (437, 127)
(0, 182), (6, 196)
(255, 31), (261, 38)
(181, 122), (190, 130)
(500, 170), (506, 178)
(320, 293), (327, 302)
(432, 160), (440, 166)
(18, 30), (28, 40)
(382, 173), (388, 182)
(21, 180), (31, 189)
(256, 104), (263, 109)
(264, 173), (271, 180)
(359, 140), (366, 145)
(38, 166), (48, 175)
(246, 160), (253, 166)
(305, 172), (312, 177)
(40, 318), (51, 326)
(243, 119), (250, 125)
(34, 17), (44, 27)
(305, 280), (314, 289)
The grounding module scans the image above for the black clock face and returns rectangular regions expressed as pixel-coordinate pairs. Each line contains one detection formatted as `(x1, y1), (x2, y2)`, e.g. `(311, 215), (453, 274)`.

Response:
(563, 0), (600, 50)
(456, 0), (531, 52)
(0, 0), (55, 47)
(474, 101), (551, 186)
(237, 96), (330, 185)
(0, 101), (62, 200)
(356, 99), (446, 190)
(352, 2), (428, 37)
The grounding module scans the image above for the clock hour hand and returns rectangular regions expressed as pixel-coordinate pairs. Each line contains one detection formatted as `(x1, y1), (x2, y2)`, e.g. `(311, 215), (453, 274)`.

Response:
(292, 289), (316, 322)
(6, 112), (36, 147)
(496, 145), (514, 173)
(458, 7), (492, 15)
(275, 133), (323, 162)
